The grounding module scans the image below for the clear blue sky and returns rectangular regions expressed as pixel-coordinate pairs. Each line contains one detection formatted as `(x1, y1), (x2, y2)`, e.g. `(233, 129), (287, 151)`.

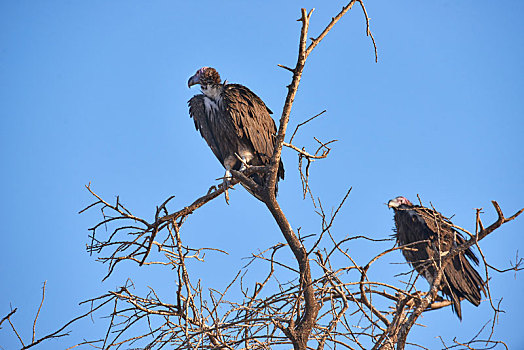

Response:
(1, 1), (523, 348)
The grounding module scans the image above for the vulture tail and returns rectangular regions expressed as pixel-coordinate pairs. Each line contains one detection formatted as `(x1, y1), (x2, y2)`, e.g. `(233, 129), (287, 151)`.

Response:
(443, 254), (485, 320)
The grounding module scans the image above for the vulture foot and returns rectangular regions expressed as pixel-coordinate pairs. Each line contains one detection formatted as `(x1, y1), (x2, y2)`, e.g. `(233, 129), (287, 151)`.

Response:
(221, 169), (233, 204)
(235, 153), (249, 172)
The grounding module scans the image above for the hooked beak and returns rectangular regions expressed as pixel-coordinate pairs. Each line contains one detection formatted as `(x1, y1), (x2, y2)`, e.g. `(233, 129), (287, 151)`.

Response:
(387, 199), (398, 209)
(188, 73), (200, 88)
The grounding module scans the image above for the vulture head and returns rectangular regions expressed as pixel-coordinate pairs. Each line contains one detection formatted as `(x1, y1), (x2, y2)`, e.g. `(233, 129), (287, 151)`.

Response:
(388, 196), (413, 209)
(188, 67), (222, 88)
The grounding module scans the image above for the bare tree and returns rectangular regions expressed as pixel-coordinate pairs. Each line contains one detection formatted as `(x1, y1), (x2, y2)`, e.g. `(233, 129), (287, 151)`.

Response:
(3, 2), (522, 350)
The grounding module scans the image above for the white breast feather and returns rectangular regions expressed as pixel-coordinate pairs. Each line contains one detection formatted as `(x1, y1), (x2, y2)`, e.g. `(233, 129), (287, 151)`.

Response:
(204, 97), (220, 120)
(202, 85), (223, 102)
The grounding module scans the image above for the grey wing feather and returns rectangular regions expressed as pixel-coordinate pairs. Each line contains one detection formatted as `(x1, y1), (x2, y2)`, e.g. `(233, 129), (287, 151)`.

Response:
(188, 95), (224, 163)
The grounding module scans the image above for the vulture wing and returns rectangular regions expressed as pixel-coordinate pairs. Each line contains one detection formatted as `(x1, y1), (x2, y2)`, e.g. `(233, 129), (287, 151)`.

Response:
(188, 94), (224, 163)
(223, 84), (280, 169)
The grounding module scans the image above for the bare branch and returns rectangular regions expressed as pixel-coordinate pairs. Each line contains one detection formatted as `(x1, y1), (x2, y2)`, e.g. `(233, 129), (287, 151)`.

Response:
(32, 281), (46, 342)
(289, 110), (327, 143)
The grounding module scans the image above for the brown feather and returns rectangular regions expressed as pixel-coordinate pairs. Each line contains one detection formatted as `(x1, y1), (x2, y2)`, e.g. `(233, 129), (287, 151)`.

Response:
(393, 204), (485, 319)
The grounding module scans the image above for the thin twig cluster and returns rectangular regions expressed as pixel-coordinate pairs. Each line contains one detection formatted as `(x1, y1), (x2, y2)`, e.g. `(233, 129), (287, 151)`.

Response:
(2, 2), (522, 350)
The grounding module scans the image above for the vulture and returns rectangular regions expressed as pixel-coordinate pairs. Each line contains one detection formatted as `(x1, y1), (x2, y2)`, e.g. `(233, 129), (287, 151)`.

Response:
(187, 67), (284, 200)
(388, 196), (485, 319)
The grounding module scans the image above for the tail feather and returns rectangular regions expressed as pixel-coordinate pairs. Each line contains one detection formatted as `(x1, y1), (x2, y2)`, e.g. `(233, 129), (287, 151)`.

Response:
(443, 254), (485, 319)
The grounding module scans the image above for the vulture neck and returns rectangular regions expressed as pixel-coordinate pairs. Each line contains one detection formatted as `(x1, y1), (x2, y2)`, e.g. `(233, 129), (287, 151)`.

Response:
(202, 84), (224, 103)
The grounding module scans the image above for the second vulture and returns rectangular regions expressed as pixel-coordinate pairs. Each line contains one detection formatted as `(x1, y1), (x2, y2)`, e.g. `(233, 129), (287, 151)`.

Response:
(188, 67), (284, 201)
(388, 196), (485, 319)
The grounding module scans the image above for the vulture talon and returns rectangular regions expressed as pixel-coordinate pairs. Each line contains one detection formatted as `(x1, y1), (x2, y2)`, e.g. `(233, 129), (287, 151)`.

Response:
(224, 187), (230, 204)
(235, 153), (249, 172)
(221, 170), (233, 204)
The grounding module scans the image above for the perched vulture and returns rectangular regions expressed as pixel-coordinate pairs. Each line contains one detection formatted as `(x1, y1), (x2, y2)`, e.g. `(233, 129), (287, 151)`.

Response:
(388, 196), (485, 319)
(187, 67), (284, 200)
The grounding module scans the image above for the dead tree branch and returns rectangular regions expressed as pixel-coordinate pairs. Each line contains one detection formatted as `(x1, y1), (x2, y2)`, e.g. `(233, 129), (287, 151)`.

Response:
(6, 3), (522, 350)
(384, 202), (524, 350)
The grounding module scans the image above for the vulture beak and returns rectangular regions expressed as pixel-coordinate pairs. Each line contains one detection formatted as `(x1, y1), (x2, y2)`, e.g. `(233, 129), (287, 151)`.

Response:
(188, 74), (200, 88)
(387, 199), (398, 209)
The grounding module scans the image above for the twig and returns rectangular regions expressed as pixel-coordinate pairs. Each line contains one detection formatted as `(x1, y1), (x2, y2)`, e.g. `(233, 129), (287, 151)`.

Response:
(32, 281), (46, 342)
(0, 308), (17, 328)
(289, 110), (327, 143)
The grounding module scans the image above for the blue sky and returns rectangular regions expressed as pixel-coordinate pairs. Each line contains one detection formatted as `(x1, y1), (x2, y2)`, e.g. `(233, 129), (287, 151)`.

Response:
(1, 1), (523, 348)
